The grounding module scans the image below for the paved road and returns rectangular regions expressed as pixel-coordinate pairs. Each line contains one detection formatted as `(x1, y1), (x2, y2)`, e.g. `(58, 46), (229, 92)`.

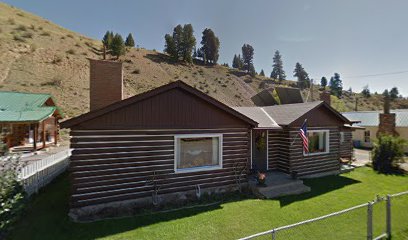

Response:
(353, 148), (371, 167)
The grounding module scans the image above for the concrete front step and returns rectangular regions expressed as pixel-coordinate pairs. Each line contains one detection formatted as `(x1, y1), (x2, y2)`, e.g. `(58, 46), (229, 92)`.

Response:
(249, 171), (311, 199)
(257, 182), (311, 199)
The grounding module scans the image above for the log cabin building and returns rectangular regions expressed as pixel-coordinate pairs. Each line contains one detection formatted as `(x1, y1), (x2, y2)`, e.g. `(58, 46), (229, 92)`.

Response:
(61, 60), (354, 219)
(0, 91), (62, 153)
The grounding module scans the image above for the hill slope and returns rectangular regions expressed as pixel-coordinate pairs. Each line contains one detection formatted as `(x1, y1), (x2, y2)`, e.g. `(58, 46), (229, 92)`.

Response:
(1, 2), (407, 120)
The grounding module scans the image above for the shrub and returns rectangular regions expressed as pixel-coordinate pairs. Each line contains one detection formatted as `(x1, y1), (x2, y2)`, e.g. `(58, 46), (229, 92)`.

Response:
(66, 49), (75, 55)
(7, 18), (15, 25)
(40, 31), (50, 36)
(13, 35), (25, 42)
(66, 34), (74, 38)
(41, 76), (63, 87)
(52, 55), (62, 64)
(372, 135), (406, 173)
(0, 152), (26, 237)
(15, 25), (26, 31)
(132, 69), (140, 74)
(22, 32), (33, 39)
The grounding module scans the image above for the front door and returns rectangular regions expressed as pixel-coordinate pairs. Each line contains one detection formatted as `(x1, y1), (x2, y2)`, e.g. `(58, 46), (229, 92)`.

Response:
(252, 129), (268, 172)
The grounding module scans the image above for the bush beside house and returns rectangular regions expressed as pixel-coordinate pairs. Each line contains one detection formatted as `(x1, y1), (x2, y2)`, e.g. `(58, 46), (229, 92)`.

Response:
(372, 135), (406, 173)
(0, 140), (26, 238)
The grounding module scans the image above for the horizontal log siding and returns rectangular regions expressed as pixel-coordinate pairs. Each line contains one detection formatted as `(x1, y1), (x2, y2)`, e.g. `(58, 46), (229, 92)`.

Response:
(339, 131), (353, 159)
(288, 127), (341, 176)
(268, 130), (290, 173)
(69, 128), (250, 207)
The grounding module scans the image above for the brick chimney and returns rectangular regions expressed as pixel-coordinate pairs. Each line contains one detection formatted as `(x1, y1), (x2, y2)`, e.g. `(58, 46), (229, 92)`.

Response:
(89, 59), (123, 111)
(320, 91), (331, 106)
(377, 94), (398, 136)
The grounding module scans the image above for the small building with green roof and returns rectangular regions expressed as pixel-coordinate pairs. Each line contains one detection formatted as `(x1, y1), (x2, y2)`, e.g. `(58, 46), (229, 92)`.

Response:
(0, 91), (63, 151)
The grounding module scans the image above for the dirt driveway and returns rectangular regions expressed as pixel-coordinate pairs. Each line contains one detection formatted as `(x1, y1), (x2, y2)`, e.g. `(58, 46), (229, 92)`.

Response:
(353, 148), (371, 167)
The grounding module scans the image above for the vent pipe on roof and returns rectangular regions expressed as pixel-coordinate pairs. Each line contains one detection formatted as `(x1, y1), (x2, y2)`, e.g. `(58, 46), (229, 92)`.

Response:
(88, 59), (123, 111)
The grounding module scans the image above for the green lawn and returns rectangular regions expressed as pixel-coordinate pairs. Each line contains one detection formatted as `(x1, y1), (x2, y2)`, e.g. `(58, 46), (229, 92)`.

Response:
(9, 168), (408, 240)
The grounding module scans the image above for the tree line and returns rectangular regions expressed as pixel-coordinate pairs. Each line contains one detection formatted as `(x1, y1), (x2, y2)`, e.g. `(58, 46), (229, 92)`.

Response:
(164, 24), (220, 64)
(101, 31), (135, 59)
(99, 25), (379, 100)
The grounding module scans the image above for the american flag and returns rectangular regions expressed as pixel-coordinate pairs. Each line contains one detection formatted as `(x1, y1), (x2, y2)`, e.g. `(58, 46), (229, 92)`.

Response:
(299, 119), (309, 153)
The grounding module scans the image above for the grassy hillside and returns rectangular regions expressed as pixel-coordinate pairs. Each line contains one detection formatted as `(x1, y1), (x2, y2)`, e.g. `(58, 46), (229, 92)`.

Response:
(1, 2), (407, 120)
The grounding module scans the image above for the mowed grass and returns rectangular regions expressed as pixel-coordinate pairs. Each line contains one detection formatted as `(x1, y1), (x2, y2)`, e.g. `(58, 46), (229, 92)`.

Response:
(9, 167), (408, 240)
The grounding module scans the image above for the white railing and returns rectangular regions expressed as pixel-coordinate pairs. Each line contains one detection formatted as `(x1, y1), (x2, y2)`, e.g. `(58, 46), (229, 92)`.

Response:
(19, 149), (71, 196)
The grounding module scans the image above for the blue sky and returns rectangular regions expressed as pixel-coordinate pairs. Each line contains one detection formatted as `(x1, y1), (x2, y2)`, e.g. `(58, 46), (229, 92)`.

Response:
(4, 0), (408, 95)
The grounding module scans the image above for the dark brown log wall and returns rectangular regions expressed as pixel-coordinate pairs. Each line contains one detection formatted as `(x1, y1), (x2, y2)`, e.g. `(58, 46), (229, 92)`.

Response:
(287, 127), (341, 176)
(69, 128), (250, 208)
(339, 130), (353, 159)
(268, 130), (290, 172)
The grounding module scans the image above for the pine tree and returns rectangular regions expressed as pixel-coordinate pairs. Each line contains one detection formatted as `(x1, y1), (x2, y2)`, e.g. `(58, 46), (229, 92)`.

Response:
(111, 33), (126, 59)
(232, 54), (239, 68)
(270, 50), (286, 82)
(329, 73), (343, 97)
(181, 24), (196, 63)
(320, 77), (328, 88)
(390, 87), (399, 100)
(164, 34), (177, 60)
(293, 62), (310, 89)
(102, 31), (113, 50)
(125, 33), (135, 47)
(200, 28), (220, 64)
(361, 85), (371, 98)
(172, 25), (184, 59)
(237, 54), (244, 70)
(249, 64), (256, 77)
(164, 24), (196, 63)
(260, 69), (265, 76)
(241, 44), (254, 73)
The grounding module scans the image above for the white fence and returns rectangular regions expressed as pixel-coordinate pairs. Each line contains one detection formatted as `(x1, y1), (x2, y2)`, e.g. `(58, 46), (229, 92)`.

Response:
(239, 190), (408, 240)
(19, 149), (71, 196)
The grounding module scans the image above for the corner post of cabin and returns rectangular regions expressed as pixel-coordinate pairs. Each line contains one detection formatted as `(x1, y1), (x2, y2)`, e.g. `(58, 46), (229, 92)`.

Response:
(33, 123), (38, 152)
(266, 129), (269, 171)
(42, 120), (46, 149)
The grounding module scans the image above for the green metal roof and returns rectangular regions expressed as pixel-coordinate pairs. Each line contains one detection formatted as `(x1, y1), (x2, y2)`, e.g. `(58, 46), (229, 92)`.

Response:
(0, 91), (60, 123)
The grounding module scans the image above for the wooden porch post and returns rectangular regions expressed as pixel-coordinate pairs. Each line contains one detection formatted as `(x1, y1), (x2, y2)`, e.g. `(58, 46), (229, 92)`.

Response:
(33, 123), (38, 152)
(42, 121), (46, 149)
(54, 118), (58, 145)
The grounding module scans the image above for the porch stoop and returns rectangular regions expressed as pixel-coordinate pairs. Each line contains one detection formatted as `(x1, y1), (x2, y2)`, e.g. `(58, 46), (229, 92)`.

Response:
(249, 171), (311, 199)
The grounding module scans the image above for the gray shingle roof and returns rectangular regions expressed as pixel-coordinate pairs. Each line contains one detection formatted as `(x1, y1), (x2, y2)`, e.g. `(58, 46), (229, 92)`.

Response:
(263, 101), (322, 126)
(233, 107), (281, 129)
(342, 110), (408, 127)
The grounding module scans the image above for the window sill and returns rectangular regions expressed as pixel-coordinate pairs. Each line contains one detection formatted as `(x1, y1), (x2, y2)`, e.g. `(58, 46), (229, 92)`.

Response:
(175, 165), (222, 173)
(303, 151), (329, 157)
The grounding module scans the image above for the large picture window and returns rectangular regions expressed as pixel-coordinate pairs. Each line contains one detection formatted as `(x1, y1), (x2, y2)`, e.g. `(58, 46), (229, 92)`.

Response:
(175, 134), (222, 172)
(305, 130), (329, 155)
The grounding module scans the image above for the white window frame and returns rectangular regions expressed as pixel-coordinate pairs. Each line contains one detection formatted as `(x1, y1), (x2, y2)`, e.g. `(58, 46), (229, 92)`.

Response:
(303, 130), (330, 156)
(364, 130), (371, 143)
(174, 133), (223, 173)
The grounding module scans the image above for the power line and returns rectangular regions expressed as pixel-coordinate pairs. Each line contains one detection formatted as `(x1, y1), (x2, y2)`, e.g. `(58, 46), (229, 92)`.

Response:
(344, 70), (408, 79)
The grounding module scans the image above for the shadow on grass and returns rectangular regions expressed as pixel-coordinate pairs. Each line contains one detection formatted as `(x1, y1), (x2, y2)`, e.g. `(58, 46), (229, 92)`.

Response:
(11, 172), (253, 240)
(278, 174), (361, 207)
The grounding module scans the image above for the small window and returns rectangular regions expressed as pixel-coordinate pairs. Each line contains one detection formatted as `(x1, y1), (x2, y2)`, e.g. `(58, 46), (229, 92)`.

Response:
(305, 130), (329, 155)
(364, 131), (371, 143)
(175, 134), (222, 172)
